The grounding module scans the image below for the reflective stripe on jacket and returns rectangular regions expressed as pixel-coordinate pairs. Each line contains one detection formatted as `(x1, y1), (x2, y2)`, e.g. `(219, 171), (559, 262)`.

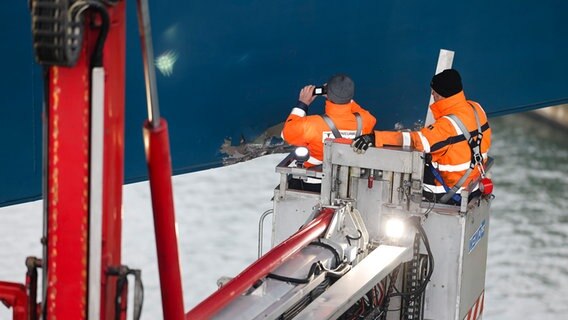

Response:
(375, 91), (491, 194)
(282, 100), (376, 167)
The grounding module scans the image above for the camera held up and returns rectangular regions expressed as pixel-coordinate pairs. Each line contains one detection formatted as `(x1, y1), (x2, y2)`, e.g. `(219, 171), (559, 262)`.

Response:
(313, 85), (326, 96)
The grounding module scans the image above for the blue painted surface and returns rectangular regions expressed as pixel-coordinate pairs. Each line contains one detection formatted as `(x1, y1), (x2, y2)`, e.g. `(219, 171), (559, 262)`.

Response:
(0, 4), (43, 206)
(2, 0), (568, 206)
(469, 219), (487, 254)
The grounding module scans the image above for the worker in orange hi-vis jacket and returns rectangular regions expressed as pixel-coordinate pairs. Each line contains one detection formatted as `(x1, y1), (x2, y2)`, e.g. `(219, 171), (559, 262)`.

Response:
(352, 69), (492, 204)
(282, 74), (376, 191)
(282, 74), (377, 167)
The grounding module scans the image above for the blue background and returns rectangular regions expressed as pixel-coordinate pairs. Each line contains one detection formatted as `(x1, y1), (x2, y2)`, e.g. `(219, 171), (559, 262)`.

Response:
(2, 0), (567, 206)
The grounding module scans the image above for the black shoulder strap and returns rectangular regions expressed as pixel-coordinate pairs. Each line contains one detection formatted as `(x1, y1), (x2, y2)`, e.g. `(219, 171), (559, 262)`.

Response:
(354, 112), (362, 137)
(320, 112), (362, 139)
(440, 107), (484, 203)
(321, 114), (342, 138)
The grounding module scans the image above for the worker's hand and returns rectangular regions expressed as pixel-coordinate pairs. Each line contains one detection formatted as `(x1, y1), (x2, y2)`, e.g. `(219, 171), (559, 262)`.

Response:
(351, 133), (375, 154)
(299, 85), (317, 106)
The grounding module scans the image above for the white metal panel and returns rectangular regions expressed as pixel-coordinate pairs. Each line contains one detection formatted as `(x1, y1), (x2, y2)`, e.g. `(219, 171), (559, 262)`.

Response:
(325, 142), (421, 174)
(422, 199), (491, 320)
(88, 67), (105, 320)
(458, 200), (491, 319)
(272, 188), (319, 246)
(353, 179), (390, 241)
(426, 49), (455, 126)
(214, 246), (336, 320)
(295, 245), (413, 320)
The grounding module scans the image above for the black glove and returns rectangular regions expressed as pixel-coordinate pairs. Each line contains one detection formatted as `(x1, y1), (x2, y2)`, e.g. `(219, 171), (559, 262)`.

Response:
(351, 133), (375, 154)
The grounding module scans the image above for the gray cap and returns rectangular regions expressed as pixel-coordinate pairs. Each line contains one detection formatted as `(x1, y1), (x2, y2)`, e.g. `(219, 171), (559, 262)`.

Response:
(326, 74), (354, 104)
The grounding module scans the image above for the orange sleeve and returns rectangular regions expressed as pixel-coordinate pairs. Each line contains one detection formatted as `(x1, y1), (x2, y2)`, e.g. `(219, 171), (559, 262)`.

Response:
(374, 128), (447, 153)
(374, 131), (401, 147)
(351, 104), (377, 133)
(417, 118), (457, 161)
(282, 113), (309, 146)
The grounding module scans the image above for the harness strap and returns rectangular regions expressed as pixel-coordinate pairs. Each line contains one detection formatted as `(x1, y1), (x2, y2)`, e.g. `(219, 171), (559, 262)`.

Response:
(439, 105), (484, 204)
(320, 112), (362, 139)
(469, 103), (485, 176)
(321, 114), (342, 138)
(354, 112), (362, 137)
(428, 165), (462, 203)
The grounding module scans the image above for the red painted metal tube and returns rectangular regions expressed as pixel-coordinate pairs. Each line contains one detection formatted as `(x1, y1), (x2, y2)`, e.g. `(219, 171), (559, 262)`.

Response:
(185, 207), (336, 319)
(47, 59), (90, 320)
(0, 281), (28, 320)
(143, 119), (185, 320)
(101, 3), (126, 319)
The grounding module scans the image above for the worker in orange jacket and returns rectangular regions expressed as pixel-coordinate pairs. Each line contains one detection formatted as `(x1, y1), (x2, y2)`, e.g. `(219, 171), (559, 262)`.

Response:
(282, 74), (376, 166)
(352, 69), (491, 204)
(282, 74), (376, 190)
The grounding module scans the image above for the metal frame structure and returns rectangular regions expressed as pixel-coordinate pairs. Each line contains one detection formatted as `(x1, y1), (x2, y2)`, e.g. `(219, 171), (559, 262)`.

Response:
(0, 2), (496, 318)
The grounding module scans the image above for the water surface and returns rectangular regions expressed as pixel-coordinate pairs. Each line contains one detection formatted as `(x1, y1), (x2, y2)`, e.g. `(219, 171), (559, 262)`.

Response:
(485, 113), (568, 319)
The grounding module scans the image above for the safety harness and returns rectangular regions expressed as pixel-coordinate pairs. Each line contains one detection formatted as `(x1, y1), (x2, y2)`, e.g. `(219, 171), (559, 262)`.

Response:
(435, 104), (486, 204)
(320, 112), (362, 139)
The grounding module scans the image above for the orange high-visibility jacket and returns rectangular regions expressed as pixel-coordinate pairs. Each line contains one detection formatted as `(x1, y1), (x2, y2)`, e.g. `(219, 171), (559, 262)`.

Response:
(375, 91), (491, 195)
(282, 100), (376, 167)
